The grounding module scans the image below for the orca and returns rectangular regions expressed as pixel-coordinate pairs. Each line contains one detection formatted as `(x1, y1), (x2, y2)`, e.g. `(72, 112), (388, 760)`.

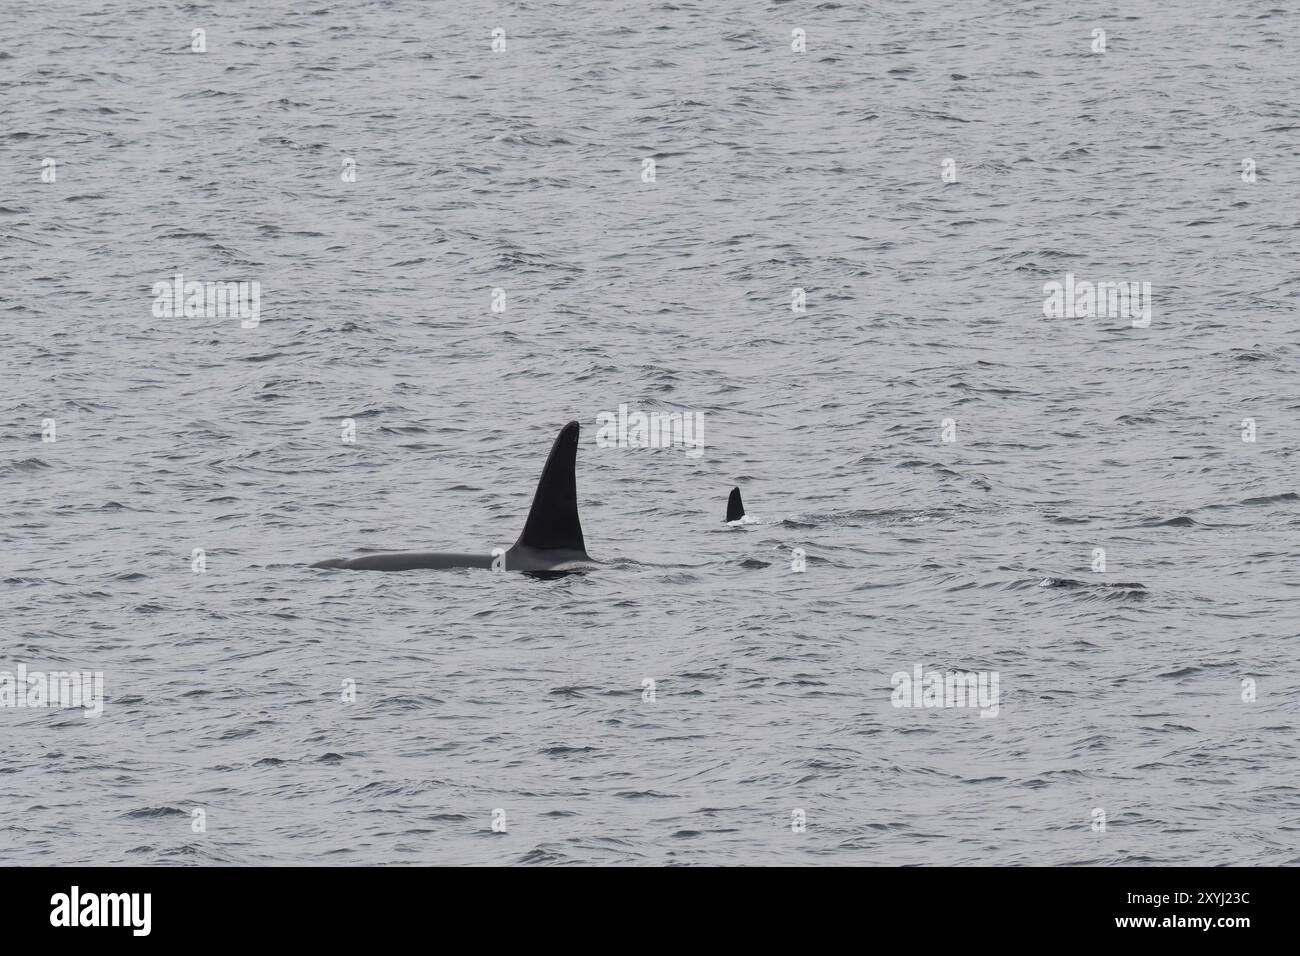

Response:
(725, 486), (745, 522)
(311, 421), (592, 574)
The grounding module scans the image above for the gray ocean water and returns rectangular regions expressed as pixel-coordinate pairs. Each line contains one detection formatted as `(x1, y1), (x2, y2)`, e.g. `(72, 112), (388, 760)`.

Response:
(3, 0), (1299, 866)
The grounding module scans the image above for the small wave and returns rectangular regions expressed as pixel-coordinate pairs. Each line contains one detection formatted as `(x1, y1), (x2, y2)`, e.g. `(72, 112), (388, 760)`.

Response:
(6, 458), (50, 472)
(1142, 516), (1198, 527)
(1239, 492), (1297, 506)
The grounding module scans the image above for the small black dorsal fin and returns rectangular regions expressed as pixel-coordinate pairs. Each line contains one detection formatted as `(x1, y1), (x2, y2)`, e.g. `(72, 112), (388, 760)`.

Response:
(513, 421), (587, 554)
(726, 486), (745, 522)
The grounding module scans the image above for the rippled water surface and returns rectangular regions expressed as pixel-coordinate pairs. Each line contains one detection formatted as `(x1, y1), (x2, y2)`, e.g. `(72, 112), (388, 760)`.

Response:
(3, 1), (1299, 865)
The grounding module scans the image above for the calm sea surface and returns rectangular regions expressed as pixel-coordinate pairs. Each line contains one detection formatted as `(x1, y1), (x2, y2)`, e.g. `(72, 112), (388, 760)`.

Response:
(2, 1), (1298, 865)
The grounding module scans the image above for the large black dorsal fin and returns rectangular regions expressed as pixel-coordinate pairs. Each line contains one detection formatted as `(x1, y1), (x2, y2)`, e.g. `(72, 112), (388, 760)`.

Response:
(514, 421), (587, 554)
(726, 486), (745, 522)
